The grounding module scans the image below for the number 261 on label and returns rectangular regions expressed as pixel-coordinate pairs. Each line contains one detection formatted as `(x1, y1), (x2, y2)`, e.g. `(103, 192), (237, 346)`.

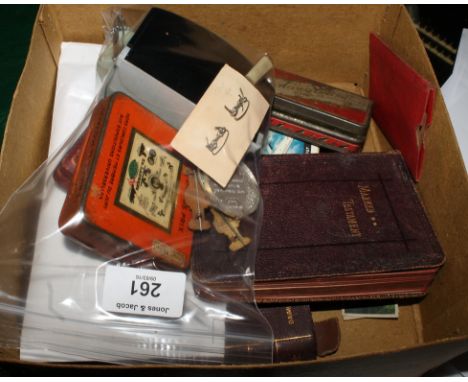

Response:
(131, 280), (161, 298)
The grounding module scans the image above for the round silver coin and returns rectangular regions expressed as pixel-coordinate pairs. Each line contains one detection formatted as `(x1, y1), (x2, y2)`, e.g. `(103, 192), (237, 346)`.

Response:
(197, 163), (260, 219)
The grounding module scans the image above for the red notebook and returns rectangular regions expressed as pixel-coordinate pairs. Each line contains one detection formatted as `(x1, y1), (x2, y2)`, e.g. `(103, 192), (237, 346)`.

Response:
(369, 33), (435, 181)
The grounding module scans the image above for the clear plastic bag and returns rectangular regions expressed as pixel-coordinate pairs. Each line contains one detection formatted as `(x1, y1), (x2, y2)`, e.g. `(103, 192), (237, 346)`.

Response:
(0, 7), (275, 365)
(96, 7), (142, 79)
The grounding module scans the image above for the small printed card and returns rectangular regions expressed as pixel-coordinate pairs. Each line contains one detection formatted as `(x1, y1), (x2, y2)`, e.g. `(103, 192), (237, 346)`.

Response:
(262, 130), (320, 155)
(101, 265), (186, 318)
(171, 64), (269, 187)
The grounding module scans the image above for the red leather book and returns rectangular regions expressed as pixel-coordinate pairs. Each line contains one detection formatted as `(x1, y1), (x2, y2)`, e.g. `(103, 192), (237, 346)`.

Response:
(192, 152), (445, 302)
(369, 33), (435, 181)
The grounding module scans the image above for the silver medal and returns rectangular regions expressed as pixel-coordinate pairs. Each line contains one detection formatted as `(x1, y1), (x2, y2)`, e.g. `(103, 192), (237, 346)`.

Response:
(197, 163), (260, 219)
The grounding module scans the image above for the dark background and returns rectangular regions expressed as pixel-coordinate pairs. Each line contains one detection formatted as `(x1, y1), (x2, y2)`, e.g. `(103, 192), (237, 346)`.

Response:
(0, 5), (38, 149)
(0, 4), (466, 377)
(406, 5), (468, 85)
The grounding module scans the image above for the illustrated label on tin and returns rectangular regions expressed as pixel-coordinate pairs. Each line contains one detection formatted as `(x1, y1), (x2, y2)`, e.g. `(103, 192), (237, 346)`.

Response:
(101, 265), (186, 318)
(116, 129), (182, 232)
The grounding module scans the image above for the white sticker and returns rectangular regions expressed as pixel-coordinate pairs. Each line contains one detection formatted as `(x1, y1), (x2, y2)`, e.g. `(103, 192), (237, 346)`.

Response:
(171, 64), (269, 187)
(101, 265), (186, 318)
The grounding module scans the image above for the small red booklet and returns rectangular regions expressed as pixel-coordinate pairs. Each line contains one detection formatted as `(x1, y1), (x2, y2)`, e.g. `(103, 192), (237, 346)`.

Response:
(369, 33), (435, 181)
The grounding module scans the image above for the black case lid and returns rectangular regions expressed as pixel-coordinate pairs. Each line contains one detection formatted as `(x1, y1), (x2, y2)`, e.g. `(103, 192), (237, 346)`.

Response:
(126, 8), (255, 104)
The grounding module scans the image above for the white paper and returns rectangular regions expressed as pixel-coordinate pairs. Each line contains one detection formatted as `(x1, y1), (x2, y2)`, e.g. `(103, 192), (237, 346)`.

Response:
(20, 42), (104, 362)
(49, 42), (104, 154)
(441, 29), (468, 172)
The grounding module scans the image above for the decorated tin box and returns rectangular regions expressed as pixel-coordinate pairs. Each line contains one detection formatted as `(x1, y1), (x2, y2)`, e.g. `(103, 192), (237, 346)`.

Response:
(59, 93), (193, 269)
(271, 69), (373, 152)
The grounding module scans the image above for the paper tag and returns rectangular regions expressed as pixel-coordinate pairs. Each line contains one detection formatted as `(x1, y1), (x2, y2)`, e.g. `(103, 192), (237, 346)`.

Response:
(101, 265), (186, 318)
(171, 64), (269, 187)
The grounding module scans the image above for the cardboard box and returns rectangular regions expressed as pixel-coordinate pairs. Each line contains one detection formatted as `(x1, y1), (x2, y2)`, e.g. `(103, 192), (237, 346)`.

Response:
(0, 4), (467, 376)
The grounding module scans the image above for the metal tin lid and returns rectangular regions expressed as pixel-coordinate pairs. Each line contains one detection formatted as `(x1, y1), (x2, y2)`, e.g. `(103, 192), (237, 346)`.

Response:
(273, 69), (372, 139)
(126, 8), (253, 104)
(273, 95), (370, 139)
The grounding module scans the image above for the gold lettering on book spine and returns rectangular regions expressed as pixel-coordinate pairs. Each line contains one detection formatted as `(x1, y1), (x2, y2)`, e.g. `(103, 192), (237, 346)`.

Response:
(358, 184), (379, 227)
(342, 199), (362, 237)
(285, 306), (295, 326)
(358, 184), (376, 214)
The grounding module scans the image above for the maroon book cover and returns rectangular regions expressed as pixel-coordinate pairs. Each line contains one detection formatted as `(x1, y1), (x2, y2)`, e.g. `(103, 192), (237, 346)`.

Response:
(191, 152), (445, 302)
